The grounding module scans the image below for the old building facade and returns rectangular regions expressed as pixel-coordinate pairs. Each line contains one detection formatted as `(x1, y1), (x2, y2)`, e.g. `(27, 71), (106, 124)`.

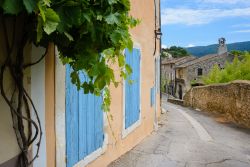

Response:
(161, 56), (196, 95)
(161, 38), (234, 100)
(175, 52), (230, 99)
(174, 38), (234, 99)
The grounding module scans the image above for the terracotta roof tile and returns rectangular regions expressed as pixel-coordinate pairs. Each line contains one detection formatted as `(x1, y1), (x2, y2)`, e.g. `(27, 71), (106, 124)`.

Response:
(175, 53), (228, 68)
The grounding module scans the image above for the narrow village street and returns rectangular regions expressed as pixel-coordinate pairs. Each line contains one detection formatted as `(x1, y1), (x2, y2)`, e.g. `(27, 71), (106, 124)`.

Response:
(109, 96), (250, 167)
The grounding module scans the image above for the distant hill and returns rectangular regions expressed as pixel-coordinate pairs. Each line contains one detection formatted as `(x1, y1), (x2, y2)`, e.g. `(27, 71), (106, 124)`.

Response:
(186, 41), (250, 57)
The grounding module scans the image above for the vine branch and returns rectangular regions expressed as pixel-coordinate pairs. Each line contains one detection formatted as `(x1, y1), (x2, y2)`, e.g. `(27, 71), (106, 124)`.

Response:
(23, 48), (48, 69)
(0, 15), (43, 167)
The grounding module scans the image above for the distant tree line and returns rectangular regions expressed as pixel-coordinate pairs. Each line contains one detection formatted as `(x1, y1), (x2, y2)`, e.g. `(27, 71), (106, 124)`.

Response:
(186, 41), (250, 57)
(161, 46), (189, 58)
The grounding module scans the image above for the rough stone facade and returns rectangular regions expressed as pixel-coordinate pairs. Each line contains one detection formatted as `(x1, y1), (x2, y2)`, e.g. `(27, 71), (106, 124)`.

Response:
(175, 53), (235, 99)
(173, 38), (234, 99)
(187, 54), (235, 85)
(184, 80), (250, 128)
(161, 56), (196, 95)
(185, 53), (229, 90)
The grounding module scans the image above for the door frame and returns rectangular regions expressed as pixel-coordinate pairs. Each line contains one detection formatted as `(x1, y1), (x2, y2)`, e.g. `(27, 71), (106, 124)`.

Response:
(122, 43), (142, 139)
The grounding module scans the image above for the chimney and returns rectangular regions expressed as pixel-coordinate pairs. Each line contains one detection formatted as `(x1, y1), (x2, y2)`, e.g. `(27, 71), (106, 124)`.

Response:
(218, 37), (228, 55)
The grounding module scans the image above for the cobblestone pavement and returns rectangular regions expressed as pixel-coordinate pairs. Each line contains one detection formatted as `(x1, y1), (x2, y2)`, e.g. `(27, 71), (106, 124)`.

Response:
(108, 98), (250, 167)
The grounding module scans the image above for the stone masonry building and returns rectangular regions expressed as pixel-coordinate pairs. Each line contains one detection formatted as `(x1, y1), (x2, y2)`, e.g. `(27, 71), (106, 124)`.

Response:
(175, 38), (235, 99)
(161, 56), (196, 95)
(161, 38), (235, 99)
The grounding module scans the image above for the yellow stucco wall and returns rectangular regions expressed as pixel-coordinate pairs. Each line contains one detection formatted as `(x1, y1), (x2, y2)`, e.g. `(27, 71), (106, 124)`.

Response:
(87, 0), (161, 166)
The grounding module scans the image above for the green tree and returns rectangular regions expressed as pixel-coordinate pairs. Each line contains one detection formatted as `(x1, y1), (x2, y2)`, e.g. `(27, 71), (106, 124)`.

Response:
(202, 64), (221, 84)
(202, 52), (250, 84)
(230, 50), (244, 56)
(161, 46), (189, 58)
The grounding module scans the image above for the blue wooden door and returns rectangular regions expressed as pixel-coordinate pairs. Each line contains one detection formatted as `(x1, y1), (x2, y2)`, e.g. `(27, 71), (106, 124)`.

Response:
(66, 66), (104, 167)
(125, 48), (141, 129)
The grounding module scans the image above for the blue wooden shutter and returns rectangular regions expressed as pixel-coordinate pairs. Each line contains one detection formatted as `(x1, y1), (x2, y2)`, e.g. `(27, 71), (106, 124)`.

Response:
(66, 66), (104, 167)
(125, 48), (141, 129)
(150, 87), (155, 107)
(66, 67), (79, 167)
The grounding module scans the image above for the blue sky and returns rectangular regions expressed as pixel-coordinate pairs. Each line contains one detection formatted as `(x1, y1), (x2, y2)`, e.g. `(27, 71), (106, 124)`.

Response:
(161, 0), (250, 48)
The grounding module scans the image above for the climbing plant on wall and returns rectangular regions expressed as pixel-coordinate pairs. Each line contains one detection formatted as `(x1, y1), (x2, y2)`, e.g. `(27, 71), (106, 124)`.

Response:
(0, 0), (139, 166)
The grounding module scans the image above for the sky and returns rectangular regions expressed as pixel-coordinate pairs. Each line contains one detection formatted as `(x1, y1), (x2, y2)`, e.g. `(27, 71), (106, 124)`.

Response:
(161, 0), (250, 48)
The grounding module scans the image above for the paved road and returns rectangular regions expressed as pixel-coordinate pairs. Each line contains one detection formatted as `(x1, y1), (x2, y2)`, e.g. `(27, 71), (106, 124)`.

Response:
(109, 99), (250, 167)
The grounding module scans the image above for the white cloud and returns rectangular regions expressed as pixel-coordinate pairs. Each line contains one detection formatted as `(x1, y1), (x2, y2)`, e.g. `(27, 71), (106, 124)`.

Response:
(162, 44), (168, 48)
(187, 44), (195, 47)
(232, 29), (250, 33)
(199, 0), (250, 4)
(162, 7), (250, 25)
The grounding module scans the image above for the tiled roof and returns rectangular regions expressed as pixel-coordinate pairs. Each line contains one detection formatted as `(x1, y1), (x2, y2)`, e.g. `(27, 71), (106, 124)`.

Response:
(161, 56), (196, 65)
(175, 52), (228, 68)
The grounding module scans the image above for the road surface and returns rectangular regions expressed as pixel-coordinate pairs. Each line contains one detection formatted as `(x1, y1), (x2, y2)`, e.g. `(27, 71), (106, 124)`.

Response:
(109, 99), (250, 167)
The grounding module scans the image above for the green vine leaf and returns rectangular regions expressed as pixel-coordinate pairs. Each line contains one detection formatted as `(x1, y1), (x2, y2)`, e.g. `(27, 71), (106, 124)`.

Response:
(64, 32), (74, 41)
(2, 0), (23, 14)
(105, 12), (120, 25)
(42, 0), (51, 6)
(125, 64), (132, 75)
(43, 8), (60, 34)
(108, 0), (118, 5)
(37, 16), (43, 42)
(0, 0), (139, 113)
(118, 54), (125, 67)
(38, 2), (46, 21)
(23, 0), (36, 13)
(97, 15), (103, 21)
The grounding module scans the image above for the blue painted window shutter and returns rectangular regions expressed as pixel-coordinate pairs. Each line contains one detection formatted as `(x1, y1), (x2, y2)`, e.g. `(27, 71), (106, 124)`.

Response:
(66, 66), (104, 167)
(125, 48), (141, 129)
(150, 87), (155, 107)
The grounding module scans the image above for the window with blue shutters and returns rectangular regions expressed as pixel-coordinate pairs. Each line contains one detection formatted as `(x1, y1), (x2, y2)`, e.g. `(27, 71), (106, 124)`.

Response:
(66, 66), (104, 167)
(124, 48), (141, 130)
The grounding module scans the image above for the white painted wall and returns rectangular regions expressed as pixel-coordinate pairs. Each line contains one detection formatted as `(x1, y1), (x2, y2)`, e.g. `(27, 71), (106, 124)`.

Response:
(31, 46), (47, 167)
(0, 44), (31, 164)
(55, 48), (66, 167)
(0, 24), (20, 164)
(0, 74), (20, 163)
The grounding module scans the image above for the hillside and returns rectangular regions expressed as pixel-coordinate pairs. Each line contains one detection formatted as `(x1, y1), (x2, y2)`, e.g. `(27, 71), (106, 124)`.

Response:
(186, 41), (250, 57)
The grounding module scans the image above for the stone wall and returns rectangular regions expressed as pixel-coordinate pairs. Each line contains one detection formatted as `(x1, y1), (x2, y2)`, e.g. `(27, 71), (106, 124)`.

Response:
(184, 80), (250, 128)
(168, 98), (184, 106)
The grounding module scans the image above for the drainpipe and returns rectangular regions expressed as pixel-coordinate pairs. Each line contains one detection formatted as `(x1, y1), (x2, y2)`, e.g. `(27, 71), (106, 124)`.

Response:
(154, 0), (162, 56)
(153, 0), (162, 131)
(159, 0), (162, 102)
